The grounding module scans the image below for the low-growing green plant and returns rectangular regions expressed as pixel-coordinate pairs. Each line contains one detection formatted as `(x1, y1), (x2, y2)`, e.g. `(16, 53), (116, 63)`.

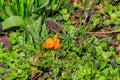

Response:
(0, 0), (50, 46)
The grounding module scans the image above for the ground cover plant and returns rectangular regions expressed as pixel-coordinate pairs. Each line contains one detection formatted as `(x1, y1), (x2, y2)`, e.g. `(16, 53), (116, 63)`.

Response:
(0, 0), (120, 80)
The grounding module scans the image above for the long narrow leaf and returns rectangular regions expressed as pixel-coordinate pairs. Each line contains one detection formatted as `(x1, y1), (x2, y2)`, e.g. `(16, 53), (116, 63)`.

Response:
(5, 6), (14, 16)
(34, 0), (49, 13)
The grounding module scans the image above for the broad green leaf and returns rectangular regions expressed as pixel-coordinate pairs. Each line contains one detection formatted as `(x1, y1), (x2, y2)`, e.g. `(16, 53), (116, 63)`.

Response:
(1, 16), (25, 30)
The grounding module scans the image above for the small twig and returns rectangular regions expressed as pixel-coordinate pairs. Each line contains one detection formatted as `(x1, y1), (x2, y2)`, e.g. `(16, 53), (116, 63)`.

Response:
(85, 30), (120, 35)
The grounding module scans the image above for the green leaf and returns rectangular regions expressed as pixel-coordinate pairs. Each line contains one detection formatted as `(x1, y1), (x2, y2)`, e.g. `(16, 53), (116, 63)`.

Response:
(26, 27), (40, 41)
(41, 23), (48, 40)
(114, 26), (120, 30)
(1, 16), (25, 30)
(110, 13), (117, 19)
(59, 9), (68, 14)
(101, 52), (111, 61)
(87, 47), (93, 53)
(91, 14), (102, 25)
(116, 56), (120, 64)
(98, 76), (106, 80)
(103, 3), (112, 14)
(51, 4), (58, 10)
(116, 11), (120, 17)
(102, 68), (109, 76)
(9, 32), (18, 44)
(72, 47), (80, 52)
(20, 64), (27, 69)
(0, 11), (8, 20)
(95, 45), (103, 55)
(0, 0), (4, 7)
(100, 62), (107, 70)
(117, 34), (120, 40)
(39, 0), (50, 9)
(62, 14), (70, 21)
(84, 64), (91, 75)
(9, 36), (16, 44)
(53, 68), (59, 77)
(82, 0), (87, 3)
(103, 20), (111, 25)
(9, 71), (18, 79)
(5, 6), (14, 16)
(73, 2), (78, 8)
(100, 42), (107, 48)
(34, 0), (49, 12)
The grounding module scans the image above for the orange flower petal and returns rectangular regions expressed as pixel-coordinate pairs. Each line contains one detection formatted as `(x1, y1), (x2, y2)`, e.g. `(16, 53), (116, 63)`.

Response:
(54, 34), (58, 40)
(54, 41), (60, 49)
(53, 34), (60, 49)
(43, 38), (54, 49)
(43, 34), (61, 49)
